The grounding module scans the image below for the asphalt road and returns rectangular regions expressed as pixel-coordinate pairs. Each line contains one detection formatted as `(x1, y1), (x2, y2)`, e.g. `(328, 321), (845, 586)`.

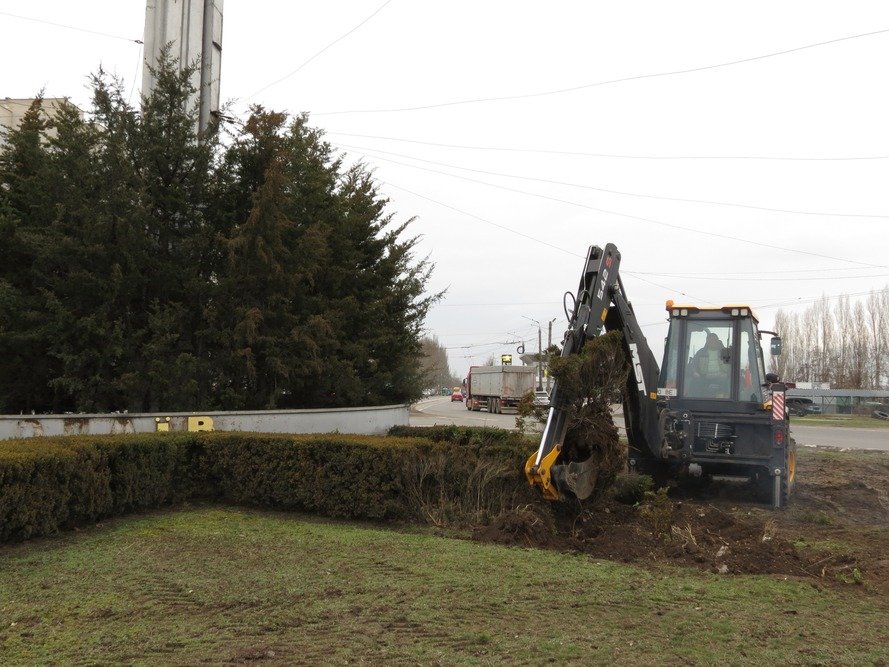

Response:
(410, 396), (520, 430)
(410, 397), (889, 452)
(788, 423), (888, 451)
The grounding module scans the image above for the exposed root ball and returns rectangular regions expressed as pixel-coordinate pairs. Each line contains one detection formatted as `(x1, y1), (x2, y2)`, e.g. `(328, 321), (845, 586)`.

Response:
(550, 330), (629, 499)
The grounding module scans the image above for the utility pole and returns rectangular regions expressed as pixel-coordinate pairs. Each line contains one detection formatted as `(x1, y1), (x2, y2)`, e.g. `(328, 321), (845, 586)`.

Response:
(525, 316), (556, 392)
(547, 319), (554, 391)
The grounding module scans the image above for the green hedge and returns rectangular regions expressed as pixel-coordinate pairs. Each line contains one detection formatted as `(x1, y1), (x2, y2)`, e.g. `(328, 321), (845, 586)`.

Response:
(0, 428), (540, 543)
(388, 424), (529, 449)
(193, 433), (423, 519)
(0, 434), (193, 542)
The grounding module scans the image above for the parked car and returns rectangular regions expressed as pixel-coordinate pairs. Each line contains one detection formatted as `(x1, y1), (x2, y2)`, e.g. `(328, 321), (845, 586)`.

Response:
(787, 397), (822, 417)
(533, 389), (550, 408)
(450, 390), (464, 402)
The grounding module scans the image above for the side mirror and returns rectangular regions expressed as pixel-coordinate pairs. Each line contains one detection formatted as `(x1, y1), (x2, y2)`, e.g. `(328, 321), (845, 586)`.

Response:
(770, 336), (782, 356)
(765, 372), (779, 384)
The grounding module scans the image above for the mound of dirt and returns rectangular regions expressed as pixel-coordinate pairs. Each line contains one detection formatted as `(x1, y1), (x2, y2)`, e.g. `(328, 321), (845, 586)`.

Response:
(473, 506), (562, 550)
(572, 500), (809, 576)
(474, 496), (849, 581)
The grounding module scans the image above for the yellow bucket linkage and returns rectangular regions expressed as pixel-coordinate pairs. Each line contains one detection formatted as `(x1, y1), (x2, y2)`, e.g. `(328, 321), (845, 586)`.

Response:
(525, 444), (563, 501)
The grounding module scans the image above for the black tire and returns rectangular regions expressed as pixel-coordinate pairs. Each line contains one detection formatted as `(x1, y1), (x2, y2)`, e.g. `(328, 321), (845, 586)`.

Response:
(760, 438), (796, 507)
(781, 438), (797, 506)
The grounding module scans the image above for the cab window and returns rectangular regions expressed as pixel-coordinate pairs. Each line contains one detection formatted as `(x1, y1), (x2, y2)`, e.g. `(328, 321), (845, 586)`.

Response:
(737, 319), (765, 402)
(683, 322), (733, 399)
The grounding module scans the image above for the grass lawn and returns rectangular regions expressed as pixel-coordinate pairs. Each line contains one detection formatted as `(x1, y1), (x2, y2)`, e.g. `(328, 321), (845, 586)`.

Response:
(794, 414), (889, 428)
(1, 506), (886, 665)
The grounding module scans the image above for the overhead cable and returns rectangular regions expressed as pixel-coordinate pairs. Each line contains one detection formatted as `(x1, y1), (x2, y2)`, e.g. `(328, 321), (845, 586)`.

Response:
(326, 131), (889, 162)
(245, 0), (393, 101)
(347, 146), (885, 269)
(0, 10), (143, 43)
(314, 28), (889, 115)
(339, 141), (888, 219)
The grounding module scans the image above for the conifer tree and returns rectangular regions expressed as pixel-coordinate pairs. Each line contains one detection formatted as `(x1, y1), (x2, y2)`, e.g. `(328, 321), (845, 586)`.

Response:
(0, 61), (437, 413)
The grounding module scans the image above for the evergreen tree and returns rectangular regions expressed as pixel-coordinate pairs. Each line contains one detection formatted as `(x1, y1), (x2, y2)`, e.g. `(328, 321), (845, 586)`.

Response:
(0, 62), (438, 413)
(214, 110), (438, 408)
(0, 99), (60, 412)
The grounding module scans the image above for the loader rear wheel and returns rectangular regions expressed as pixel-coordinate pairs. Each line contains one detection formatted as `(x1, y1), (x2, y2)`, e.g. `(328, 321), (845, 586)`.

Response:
(782, 438), (797, 506)
(762, 438), (797, 508)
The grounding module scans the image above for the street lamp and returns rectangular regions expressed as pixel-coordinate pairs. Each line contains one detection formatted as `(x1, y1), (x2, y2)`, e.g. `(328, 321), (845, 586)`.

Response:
(546, 317), (557, 391)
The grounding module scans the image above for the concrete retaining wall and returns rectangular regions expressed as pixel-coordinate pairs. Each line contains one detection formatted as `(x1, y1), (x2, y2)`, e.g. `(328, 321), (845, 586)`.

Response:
(0, 405), (410, 441)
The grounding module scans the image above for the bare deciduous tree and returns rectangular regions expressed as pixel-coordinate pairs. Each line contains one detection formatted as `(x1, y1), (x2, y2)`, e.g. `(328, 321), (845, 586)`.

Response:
(773, 286), (889, 389)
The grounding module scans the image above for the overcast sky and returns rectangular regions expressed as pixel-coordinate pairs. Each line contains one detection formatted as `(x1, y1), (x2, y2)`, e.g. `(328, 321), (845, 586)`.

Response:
(2, 1), (888, 379)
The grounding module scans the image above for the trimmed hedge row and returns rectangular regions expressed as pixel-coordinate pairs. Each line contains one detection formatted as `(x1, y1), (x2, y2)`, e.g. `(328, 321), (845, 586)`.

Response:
(0, 434), (194, 543)
(0, 429), (538, 543)
(388, 424), (529, 449)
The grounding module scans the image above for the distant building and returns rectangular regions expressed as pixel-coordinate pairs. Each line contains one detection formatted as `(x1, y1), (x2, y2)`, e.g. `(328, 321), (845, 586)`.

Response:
(0, 97), (73, 143)
(142, 0), (223, 134)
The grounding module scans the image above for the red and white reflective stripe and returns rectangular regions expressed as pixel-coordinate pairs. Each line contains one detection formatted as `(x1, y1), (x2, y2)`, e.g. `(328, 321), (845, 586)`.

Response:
(772, 393), (785, 421)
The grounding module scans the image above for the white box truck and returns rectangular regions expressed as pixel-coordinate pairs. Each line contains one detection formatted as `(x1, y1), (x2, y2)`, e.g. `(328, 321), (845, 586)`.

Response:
(465, 365), (536, 413)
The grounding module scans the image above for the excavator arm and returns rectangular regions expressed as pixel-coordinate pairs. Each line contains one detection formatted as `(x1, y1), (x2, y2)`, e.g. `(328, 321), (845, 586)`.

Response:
(525, 243), (661, 501)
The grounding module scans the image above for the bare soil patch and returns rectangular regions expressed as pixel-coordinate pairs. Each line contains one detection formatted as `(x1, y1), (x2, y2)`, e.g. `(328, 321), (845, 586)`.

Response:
(474, 447), (889, 592)
(475, 498), (810, 577)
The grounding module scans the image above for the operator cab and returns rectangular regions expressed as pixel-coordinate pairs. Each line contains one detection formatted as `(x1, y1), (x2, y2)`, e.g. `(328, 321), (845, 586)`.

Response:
(658, 302), (774, 410)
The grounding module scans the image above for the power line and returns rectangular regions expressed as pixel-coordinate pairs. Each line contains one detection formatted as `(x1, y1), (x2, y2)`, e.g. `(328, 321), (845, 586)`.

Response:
(0, 10), (142, 44)
(634, 267), (883, 277)
(347, 146), (887, 270)
(634, 272), (889, 283)
(382, 181), (580, 259)
(757, 288), (885, 311)
(338, 141), (888, 220)
(384, 181), (714, 304)
(327, 131), (889, 162)
(444, 339), (524, 351)
(314, 27), (889, 115)
(245, 0), (393, 101)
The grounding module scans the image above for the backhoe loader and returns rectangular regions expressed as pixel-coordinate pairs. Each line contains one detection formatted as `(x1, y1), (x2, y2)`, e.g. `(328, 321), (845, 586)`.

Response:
(525, 243), (795, 508)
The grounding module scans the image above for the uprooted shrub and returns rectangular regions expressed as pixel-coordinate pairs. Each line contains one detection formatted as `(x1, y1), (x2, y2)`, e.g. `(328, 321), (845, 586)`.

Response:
(0, 428), (544, 543)
(517, 330), (630, 501)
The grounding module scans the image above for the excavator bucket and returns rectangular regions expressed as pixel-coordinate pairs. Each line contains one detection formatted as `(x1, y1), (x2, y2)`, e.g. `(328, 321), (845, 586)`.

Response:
(525, 445), (599, 501)
(554, 456), (599, 501)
